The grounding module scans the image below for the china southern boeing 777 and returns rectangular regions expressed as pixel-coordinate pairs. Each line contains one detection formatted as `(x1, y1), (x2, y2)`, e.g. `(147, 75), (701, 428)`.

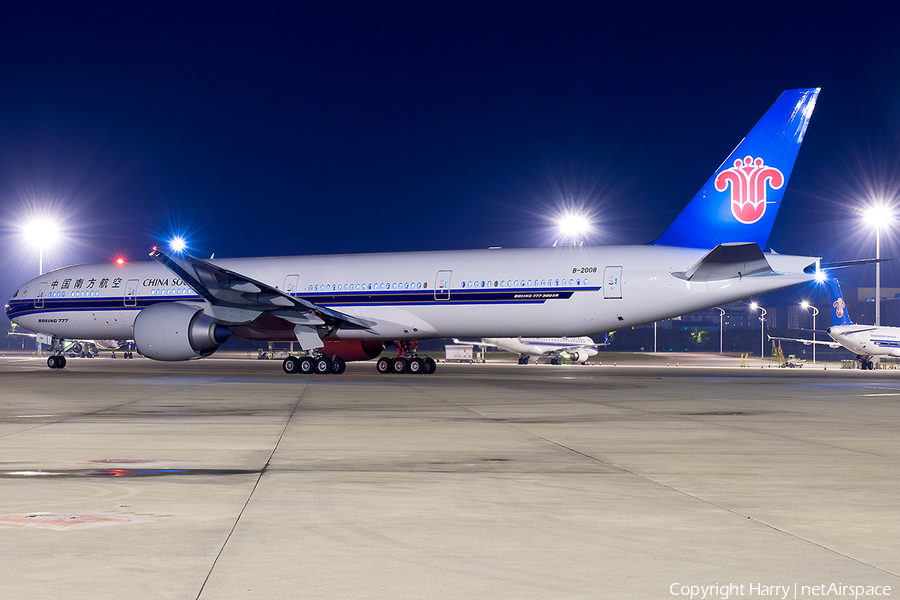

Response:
(6, 88), (822, 375)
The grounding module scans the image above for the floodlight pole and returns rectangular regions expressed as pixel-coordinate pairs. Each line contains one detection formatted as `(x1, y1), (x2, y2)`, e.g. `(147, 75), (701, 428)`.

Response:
(811, 306), (818, 364)
(758, 307), (767, 360)
(715, 307), (725, 354)
(37, 247), (43, 357)
(876, 226), (881, 326)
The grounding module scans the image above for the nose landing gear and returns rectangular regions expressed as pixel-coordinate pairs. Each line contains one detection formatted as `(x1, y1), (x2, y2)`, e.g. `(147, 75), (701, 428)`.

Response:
(44, 336), (67, 369)
(47, 354), (67, 369)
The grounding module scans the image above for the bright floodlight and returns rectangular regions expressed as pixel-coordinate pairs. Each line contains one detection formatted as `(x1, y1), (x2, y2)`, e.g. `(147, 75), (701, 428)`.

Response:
(20, 216), (63, 275)
(801, 300), (810, 309)
(814, 269), (827, 283)
(863, 204), (894, 227)
(558, 212), (591, 238)
(169, 236), (187, 252)
(749, 302), (759, 311)
(21, 218), (60, 247)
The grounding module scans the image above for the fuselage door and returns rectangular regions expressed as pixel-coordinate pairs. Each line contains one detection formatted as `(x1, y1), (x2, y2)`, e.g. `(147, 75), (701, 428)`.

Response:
(434, 270), (452, 301)
(283, 274), (300, 295)
(124, 279), (140, 307)
(603, 266), (623, 299)
(35, 282), (48, 308)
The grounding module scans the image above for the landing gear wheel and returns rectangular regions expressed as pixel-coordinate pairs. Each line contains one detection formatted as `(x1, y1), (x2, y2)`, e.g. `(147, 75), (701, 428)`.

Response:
(391, 357), (408, 373)
(376, 356), (391, 374)
(331, 356), (346, 374)
(47, 356), (59, 369)
(423, 357), (436, 374)
(283, 356), (300, 374)
(408, 357), (424, 374)
(314, 356), (333, 374)
(299, 357), (315, 374)
(59, 356), (67, 368)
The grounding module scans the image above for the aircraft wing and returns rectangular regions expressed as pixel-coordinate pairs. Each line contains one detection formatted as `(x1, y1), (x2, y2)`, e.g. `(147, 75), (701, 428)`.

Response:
(767, 334), (843, 349)
(150, 248), (374, 330)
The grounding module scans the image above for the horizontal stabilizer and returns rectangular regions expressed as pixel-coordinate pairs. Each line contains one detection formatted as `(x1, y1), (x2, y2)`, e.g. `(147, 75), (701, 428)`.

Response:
(676, 242), (772, 282)
(812, 257), (894, 272)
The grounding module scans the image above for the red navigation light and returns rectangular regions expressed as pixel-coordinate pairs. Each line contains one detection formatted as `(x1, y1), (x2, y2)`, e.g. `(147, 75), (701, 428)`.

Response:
(152, 246), (158, 251)
(116, 257), (126, 265)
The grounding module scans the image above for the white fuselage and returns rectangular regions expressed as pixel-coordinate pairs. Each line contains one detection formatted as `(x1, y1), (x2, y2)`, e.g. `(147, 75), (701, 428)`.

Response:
(828, 324), (900, 358)
(7, 245), (817, 342)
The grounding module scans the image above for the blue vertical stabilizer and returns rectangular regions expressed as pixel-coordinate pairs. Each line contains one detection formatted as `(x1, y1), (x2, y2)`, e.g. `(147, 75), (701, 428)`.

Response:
(653, 88), (820, 249)
(829, 278), (854, 327)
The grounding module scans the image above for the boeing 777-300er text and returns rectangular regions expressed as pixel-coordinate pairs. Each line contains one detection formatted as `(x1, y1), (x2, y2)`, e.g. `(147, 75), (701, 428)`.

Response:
(771, 278), (898, 370)
(7, 88), (822, 375)
(453, 337), (601, 364)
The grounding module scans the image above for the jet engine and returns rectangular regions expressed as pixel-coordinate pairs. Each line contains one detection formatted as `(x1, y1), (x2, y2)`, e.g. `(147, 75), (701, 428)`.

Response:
(323, 339), (387, 362)
(133, 302), (232, 361)
(569, 351), (585, 363)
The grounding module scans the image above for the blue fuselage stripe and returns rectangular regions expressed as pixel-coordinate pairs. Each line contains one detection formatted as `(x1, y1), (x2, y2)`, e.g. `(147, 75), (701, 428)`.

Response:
(6, 287), (596, 320)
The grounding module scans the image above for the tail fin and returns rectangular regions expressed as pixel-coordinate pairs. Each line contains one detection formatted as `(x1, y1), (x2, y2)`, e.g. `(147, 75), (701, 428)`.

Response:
(829, 278), (853, 326)
(653, 88), (820, 249)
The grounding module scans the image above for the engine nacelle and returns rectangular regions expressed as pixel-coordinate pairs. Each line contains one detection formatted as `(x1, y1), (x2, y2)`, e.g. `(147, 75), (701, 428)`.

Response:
(134, 302), (232, 361)
(323, 339), (387, 362)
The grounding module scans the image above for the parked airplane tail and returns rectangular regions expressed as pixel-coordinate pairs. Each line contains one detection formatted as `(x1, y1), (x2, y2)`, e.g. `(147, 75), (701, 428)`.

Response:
(829, 278), (854, 327)
(653, 88), (820, 250)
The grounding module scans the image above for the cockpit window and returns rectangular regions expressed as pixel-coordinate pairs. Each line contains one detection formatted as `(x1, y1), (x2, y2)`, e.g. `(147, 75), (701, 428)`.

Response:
(12, 290), (18, 298)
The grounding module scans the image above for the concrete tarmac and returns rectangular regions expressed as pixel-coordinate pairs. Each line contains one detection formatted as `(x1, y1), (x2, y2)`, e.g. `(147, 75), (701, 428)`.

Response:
(1, 355), (898, 599)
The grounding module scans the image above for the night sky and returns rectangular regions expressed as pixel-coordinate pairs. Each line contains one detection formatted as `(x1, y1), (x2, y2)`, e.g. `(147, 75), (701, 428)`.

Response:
(2, 4), (900, 322)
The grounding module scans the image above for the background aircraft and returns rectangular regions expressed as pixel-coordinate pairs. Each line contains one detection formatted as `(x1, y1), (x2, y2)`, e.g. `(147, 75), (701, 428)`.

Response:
(8, 326), (136, 366)
(772, 278), (899, 370)
(453, 337), (602, 364)
(7, 89), (822, 375)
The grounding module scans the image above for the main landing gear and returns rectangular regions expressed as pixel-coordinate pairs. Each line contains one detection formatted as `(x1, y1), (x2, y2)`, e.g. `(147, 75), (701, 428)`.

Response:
(282, 352), (347, 376)
(376, 341), (436, 375)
